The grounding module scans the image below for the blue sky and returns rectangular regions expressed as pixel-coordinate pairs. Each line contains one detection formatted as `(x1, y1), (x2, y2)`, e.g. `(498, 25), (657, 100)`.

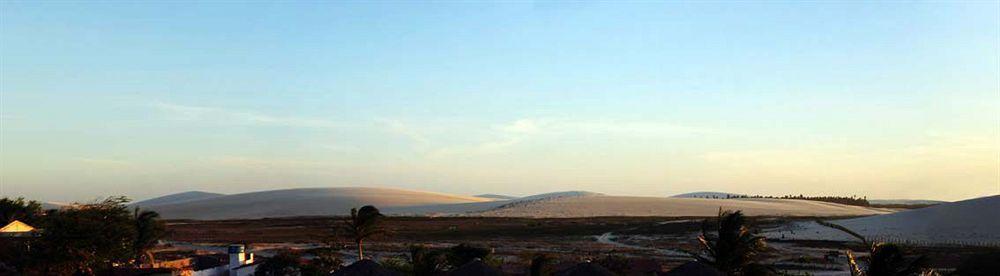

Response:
(1, 2), (997, 202)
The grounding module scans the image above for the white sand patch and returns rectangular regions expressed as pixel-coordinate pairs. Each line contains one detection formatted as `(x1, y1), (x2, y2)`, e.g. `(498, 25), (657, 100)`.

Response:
(765, 195), (1000, 245)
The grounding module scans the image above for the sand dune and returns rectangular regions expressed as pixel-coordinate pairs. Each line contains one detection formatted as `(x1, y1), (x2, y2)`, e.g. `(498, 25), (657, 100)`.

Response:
(766, 195), (1000, 244)
(134, 191), (226, 206)
(146, 187), (893, 219)
(148, 187), (493, 219)
(473, 196), (890, 217)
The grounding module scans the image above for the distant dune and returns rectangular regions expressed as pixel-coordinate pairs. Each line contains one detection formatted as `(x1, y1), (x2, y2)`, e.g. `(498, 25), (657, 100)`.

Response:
(146, 187), (896, 219)
(474, 196), (890, 217)
(148, 187), (493, 219)
(133, 191), (226, 207)
(767, 195), (1000, 244)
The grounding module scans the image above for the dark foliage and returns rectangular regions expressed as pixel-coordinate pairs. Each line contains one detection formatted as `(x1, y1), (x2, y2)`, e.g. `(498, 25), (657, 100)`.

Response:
(695, 209), (769, 276)
(257, 250), (304, 276)
(409, 244), (449, 276)
(818, 221), (932, 276)
(528, 253), (557, 276)
(302, 248), (345, 276)
(446, 243), (492, 268)
(32, 196), (138, 275)
(594, 252), (630, 275)
(0, 197), (43, 224)
(951, 250), (1000, 276)
(132, 208), (166, 267)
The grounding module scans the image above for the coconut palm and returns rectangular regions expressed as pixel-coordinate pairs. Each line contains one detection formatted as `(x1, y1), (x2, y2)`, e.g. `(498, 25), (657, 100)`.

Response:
(132, 208), (165, 267)
(695, 209), (768, 275)
(817, 220), (930, 276)
(341, 205), (385, 260)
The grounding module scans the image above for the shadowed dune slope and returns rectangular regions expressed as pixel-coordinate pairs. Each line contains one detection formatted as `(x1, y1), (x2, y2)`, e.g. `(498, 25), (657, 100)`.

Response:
(148, 187), (492, 219)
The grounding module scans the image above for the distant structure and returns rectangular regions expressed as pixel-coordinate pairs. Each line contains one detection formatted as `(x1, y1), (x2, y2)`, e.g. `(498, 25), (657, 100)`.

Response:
(159, 244), (258, 275)
(0, 220), (37, 237)
(225, 244), (258, 276)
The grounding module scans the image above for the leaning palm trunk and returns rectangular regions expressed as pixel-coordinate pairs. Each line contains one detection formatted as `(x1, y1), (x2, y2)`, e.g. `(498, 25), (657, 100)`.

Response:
(357, 240), (364, 260)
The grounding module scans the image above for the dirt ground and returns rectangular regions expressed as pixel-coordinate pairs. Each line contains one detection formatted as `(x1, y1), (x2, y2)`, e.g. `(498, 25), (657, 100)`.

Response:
(161, 216), (998, 275)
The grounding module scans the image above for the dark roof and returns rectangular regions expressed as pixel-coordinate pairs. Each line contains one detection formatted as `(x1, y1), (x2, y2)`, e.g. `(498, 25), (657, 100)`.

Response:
(449, 260), (502, 276)
(555, 262), (615, 276)
(332, 260), (400, 276)
(661, 261), (723, 276)
(191, 254), (226, 271)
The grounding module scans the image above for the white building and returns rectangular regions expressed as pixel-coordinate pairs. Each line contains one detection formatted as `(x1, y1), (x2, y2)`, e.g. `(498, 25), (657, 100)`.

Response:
(191, 244), (257, 276)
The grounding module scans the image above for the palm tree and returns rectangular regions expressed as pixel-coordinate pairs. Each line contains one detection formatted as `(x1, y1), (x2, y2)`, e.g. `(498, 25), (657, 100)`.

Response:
(695, 209), (768, 275)
(132, 208), (165, 267)
(816, 221), (930, 276)
(341, 205), (385, 260)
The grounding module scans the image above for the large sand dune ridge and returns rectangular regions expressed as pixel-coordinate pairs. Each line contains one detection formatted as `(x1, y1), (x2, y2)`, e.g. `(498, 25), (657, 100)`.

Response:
(473, 196), (890, 217)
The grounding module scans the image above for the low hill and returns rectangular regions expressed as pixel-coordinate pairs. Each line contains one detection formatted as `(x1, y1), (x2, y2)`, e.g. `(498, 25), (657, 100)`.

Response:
(472, 196), (890, 217)
(134, 191), (226, 207)
(767, 195), (1000, 244)
(148, 187), (493, 219)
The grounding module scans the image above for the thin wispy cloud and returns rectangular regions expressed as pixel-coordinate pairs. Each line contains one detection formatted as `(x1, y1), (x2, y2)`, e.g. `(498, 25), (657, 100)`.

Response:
(75, 157), (132, 168)
(377, 118), (432, 145)
(427, 117), (715, 158)
(154, 102), (342, 128)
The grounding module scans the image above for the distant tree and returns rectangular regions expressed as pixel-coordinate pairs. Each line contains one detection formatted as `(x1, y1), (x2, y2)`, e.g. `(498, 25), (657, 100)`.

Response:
(341, 205), (386, 260)
(33, 196), (137, 275)
(132, 208), (166, 267)
(257, 250), (303, 276)
(695, 209), (770, 276)
(817, 221), (931, 276)
(0, 197), (43, 224)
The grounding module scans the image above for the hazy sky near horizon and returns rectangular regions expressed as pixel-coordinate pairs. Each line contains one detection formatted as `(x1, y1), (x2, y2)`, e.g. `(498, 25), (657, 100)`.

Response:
(1, 2), (998, 202)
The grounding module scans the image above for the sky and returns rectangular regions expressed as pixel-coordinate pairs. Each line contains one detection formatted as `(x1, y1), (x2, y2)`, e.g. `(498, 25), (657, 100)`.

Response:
(1, 1), (997, 203)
